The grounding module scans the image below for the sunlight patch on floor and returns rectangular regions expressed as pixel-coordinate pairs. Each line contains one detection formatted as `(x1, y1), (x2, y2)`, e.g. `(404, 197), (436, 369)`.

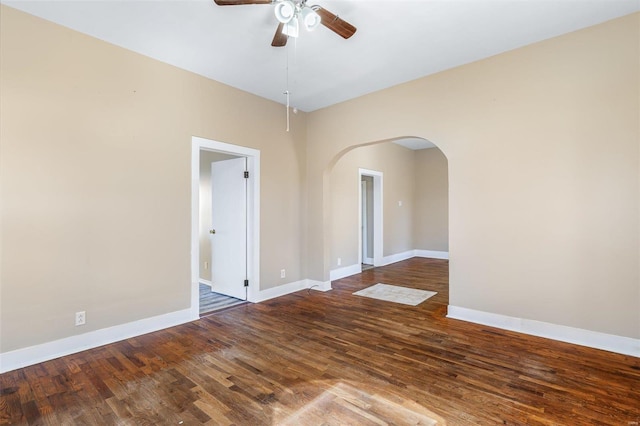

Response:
(275, 382), (445, 425)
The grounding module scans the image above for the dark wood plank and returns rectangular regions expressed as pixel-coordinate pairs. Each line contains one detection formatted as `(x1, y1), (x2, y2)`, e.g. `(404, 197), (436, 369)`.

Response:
(1, 258), (639, 425)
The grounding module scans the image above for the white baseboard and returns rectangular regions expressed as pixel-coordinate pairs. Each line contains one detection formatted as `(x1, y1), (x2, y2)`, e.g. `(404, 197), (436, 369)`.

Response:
(414, 249), (449, 260)
(363, 257), (374, 265)
(382, 249), (449, 265)
(307, 279), (332, 292)
(0, 308), (196, 374)
(447, 305), (640, 358)
(381, 250), (415, 266)
(330, 251), (448, 273)
(250, 280), (308, 303)
(251, 279), (333, 303)
(199, 279), (213, 287)
(330, 263), (362, 281)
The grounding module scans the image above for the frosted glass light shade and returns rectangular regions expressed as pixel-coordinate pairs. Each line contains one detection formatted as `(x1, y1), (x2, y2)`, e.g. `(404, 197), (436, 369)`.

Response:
(274, 0), (296, 24)
(301, 6), (320, 31)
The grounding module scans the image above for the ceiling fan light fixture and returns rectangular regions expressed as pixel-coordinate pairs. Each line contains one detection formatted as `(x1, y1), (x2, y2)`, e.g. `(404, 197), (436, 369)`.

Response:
(274, 0), (296, 24)
(283, 16), (299, 37)
(300, 6), (321, 31)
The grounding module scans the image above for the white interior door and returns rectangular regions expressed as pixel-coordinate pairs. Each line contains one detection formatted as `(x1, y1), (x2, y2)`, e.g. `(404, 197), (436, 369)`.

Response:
(211, 157), (247, 300)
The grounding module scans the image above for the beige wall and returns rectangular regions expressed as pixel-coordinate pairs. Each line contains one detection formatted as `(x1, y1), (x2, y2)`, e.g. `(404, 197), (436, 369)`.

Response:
(414, 148), (449, 252)
(199, 151), (238, 281)
(308, 13), (640, 339)
(0, 5), (306, 352)
(330, 142), (415, 269)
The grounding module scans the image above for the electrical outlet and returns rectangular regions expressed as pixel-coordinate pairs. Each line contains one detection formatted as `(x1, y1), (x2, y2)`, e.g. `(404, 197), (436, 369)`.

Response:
(204, 261), (209, 270)
(75, 311), (86, 326)
(398, 200), (403, 206)
(280, 269), (286, 278)
(337, 258), (342, 266)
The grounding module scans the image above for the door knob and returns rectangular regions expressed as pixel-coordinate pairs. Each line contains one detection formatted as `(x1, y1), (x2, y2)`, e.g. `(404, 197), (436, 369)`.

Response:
(209, 229), (216, 234)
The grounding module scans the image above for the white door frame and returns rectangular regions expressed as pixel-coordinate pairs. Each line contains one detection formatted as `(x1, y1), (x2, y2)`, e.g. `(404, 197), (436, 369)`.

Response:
(191, 136), (260, 318)
(361, 179), (369, 264)
(358, 168), (383, 267)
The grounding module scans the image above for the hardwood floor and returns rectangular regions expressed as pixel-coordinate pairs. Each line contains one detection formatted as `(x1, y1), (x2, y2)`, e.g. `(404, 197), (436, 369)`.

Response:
(1, 258), (639, 425)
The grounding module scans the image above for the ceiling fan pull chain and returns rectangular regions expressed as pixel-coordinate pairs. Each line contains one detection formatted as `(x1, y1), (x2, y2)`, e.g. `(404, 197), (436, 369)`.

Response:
(284, 37), (291, 132)
(293, 35), (298, 104)
(285, 90), (290, 132)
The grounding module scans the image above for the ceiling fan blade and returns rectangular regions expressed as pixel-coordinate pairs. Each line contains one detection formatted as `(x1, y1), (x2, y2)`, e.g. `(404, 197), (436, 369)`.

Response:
(314, 6), (356, 39)
(271, 22), (288, 47)
(213, 0), (272, 5)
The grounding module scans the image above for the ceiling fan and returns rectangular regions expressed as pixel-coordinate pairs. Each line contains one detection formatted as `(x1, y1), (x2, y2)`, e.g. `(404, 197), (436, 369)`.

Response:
(213, 0), (357, 47)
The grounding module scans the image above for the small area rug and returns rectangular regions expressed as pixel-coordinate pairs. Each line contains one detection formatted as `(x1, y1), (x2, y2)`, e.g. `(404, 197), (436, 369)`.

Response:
(353, 283), (437, 306)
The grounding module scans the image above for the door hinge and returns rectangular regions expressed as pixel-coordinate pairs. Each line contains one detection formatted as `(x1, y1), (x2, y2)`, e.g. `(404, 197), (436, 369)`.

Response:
(244, 171), (249, 179)
(244, 279), (249, 287)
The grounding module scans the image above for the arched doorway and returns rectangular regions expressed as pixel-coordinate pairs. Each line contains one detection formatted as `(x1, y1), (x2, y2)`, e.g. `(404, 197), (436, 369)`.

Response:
(326, 137), (449, 285)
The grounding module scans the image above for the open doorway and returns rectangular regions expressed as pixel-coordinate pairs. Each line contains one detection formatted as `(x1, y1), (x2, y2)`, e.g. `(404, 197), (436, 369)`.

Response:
(360, 177), (373, 270)
(199, 152), (246, 314)
(359, 168), (383, 268)
(191, 137), (261, 318)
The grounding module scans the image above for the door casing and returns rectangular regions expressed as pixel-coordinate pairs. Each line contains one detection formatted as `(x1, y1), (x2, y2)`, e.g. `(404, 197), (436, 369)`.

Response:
(191, 136), (260, 318)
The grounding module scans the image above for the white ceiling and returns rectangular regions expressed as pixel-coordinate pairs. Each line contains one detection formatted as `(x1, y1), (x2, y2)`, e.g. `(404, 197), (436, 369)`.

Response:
(4, 0), (639, 112)
(393, 138), (436, 151)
